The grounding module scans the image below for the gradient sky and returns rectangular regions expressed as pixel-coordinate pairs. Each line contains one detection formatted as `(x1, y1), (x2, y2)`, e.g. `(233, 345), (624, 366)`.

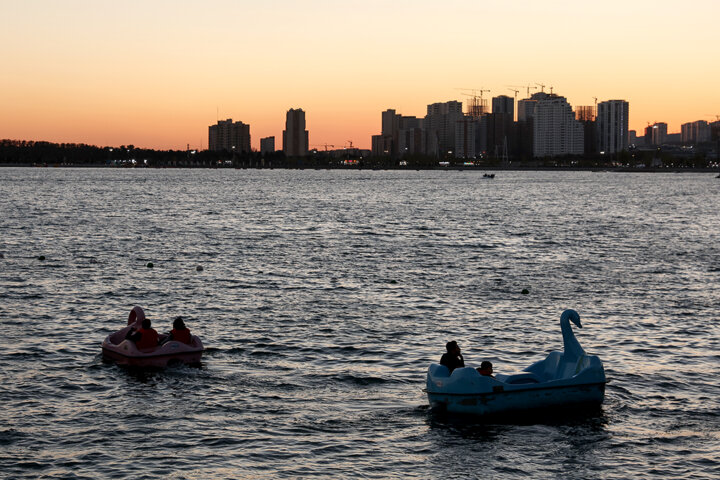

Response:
(2, 0), (719, 150)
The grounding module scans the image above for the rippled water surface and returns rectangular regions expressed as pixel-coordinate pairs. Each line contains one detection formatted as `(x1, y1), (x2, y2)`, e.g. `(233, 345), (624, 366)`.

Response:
(1, 168), (719, 479)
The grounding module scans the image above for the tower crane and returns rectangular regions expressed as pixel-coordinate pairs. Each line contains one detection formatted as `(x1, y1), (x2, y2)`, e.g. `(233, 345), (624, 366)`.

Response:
(455, 88), (490, 117)
(535, 83), (546, 93)
(311, 143), (335, 151)
(509, 84), (537, 98)
(507, 88), (520, 121)
(456, 88), (491, 101)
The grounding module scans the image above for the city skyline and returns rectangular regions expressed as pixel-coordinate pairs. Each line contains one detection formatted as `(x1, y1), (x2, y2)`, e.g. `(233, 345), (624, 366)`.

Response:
(2, 1), (719, 151)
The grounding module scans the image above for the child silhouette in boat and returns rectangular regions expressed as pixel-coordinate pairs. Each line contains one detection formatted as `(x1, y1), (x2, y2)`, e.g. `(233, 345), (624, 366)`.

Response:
(440, 341), (495, 377)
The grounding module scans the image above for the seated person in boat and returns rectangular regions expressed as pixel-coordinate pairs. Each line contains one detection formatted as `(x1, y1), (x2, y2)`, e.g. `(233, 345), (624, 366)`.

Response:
(126, 318), (159, 349)
(165, 316), (192, 344)
(440, 341), (465, 373)
(476, 361), (494, 378)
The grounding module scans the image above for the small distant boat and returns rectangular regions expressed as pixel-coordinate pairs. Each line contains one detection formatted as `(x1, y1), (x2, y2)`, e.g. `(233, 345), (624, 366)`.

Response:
(425, 309), (606, 416)
(482, 173), (495, 179)
(101, 306), (204, 367)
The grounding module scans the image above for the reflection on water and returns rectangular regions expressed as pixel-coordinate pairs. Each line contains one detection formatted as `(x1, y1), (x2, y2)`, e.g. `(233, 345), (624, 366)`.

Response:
(427, 408), (611, 478)
(0, 168), (719, 479)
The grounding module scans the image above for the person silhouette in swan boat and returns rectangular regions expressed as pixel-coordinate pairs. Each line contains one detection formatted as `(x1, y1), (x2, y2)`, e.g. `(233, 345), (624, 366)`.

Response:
(477, 360), (495, 378)
(440, 340), (465, 373)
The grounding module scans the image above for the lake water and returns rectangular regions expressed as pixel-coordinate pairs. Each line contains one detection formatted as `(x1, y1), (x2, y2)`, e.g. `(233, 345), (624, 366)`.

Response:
(0, 168), (718, 479)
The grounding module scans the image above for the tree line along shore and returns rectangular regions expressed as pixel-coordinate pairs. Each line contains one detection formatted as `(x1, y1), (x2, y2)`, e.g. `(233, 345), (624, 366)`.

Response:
(1, 139), (718, 171)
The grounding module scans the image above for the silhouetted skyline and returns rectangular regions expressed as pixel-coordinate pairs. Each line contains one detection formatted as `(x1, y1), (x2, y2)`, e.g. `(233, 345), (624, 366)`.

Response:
(2, 1), (718, 150)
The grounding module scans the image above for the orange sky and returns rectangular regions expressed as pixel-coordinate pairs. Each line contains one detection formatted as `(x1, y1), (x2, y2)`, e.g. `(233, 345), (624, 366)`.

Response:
(2, 0), (719, 150)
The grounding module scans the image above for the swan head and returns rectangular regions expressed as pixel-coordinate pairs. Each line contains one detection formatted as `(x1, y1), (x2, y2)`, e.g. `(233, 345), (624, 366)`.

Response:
(561, 309), (582, 329)
(128, 306), (145, 325)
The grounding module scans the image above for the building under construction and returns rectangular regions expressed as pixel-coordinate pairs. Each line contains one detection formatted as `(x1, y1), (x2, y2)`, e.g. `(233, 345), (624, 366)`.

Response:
(575, 105), (597, 155)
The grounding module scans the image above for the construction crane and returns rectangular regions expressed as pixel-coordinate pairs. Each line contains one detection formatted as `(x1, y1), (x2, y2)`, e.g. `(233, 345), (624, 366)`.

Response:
(311, 143), (335, 151)
(345, 140), (354, 149)
(509, 84), (537, 98)
(535, 83), (546, 93)
(506, 88), (520, 121)
(705, 114), (720, 121)
(456, 87), (489, 96)
(455, 87), (490, 117)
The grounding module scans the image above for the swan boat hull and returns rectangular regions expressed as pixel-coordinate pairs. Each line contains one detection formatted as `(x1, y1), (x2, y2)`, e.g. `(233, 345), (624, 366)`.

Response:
(101, 337), (204, 367)
(426, 309), (607, 417)
(426, 367), (605, 416)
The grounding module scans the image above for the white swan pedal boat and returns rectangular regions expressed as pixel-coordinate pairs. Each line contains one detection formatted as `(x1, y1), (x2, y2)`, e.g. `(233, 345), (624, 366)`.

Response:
(426, 309), (606, 416)
(102, 306), (204, 367)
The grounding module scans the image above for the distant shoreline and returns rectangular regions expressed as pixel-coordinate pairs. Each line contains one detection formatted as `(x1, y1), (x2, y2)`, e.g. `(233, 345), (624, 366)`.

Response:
(1, 163), (718, 173)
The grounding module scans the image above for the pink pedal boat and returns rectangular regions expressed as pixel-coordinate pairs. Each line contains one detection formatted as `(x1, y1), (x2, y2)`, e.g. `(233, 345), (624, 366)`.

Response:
(101, 306), (204, 367)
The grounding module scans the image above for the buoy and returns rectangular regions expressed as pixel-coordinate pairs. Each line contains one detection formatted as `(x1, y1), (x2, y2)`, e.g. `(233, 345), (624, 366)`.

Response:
(521, 288), (529, 295)
(196, 265), (203, 271)
(146, 262), (154, 268)
(38, 255), (46, 261)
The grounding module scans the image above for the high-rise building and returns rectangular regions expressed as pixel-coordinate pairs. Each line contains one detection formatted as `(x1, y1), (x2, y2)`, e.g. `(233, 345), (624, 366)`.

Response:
(492, 95), (514, 117)
(282, 108), (309, 157)
(260, 136), (275, 154)
(208, 119), (251, 153)
(575, 106), (595, 122)
(681, 120), (711, 144)
(382, 109), (400, 138)
(644, 125), (653, 144)
(397, 127), (425, 156)
(516, 97), (539, 160)
(424, 101), (463, 157)
(397, 116), (424, 156)
(488, 95), (515, 159)
(597, 100), (629, 154)
(371, 135), (393, 156)
(486, 112), (513, 159)
(517, 91), (553, 121)
(628, 130), (638, 146)
(533, 94), (583, 157)
(455, 117), (477, 159)
(711, 121), (720, 141)
(381, 109), (401, 157)
(650, 122), (668, 145)
(575, 106), (597, 155)
(517, 99), (537, 122)
(372, 109), (405, 157)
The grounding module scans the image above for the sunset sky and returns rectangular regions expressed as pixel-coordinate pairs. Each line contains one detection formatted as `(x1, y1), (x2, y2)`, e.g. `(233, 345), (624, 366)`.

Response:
(2, 0), (719, 150)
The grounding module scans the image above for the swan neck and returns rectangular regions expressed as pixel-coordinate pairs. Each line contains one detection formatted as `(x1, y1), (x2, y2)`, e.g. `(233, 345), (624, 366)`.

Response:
(561, 315), (585, 359)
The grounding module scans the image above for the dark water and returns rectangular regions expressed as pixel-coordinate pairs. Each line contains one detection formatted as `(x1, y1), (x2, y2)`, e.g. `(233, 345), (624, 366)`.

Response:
(1, 168), (718, 479)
